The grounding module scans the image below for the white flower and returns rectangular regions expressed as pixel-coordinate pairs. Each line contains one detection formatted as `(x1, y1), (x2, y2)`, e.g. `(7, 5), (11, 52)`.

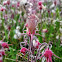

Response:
(50, 3), (55, 9)
(16, 26), (20, 30)
(29, 3), (33, 6)
(33, 40), (37, 47)
(14, 34), (17, 39)
(28, 8), (32, 14)
(59, 27), (62, 33)
(60, 21), (62, 25)
(15, 30), (19, 34)
(14, 30), (21, 39)
(13, 49), (15, 51)
(18, 11), (22, 14)
(11, 1), (17, 4)
(52, 10), (55, 13)
(42, 5), (46, 10)
(56, 35), (59, 39)
(13, 20), (16, 23)
(33, 39), (40, 48)
(17, 32), (21, 37)
(3, 1), (7, 5)
(19, 0), (27, 5)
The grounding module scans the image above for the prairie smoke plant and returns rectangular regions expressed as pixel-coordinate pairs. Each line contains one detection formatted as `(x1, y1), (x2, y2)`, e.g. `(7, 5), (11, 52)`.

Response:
(38, 48), (62, 62)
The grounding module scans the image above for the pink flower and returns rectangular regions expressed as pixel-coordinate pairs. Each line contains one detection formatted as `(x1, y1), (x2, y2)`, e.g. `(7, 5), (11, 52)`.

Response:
(12, 5), (15, 7)
(33, 40), (40, 49)
(0, 60), (3, 62)
(54, 0), (57, 6)
(17, 2), (20, 7)
(3, 0), (10, 5)
(20, 47), (27, 55)
(38, 1), (42, 6)
(42, 29), (48, 33)
(48, 10), (50, 13)
(38, 1), (42, 10)
(0, 7), (6, 11)
(0, 51), (5, 56)
(25, 14), (39, 40)
(8, 26), (11, 31)
(2, 42), (9, 48)
(7, 0), (10, 5)
(39, 48), (61, 62)
(39, 6), (42, 10)
(3, 2), (7, 5)
(25, 14), (38, 35)
(1, 51), (5, 56)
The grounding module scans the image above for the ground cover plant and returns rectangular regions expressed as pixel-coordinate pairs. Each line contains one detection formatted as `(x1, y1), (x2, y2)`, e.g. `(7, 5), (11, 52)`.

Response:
(0, 0), (62, 62)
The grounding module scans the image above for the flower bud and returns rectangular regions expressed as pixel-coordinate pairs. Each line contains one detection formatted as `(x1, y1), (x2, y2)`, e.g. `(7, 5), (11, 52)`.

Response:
(20, 47), (27, 55)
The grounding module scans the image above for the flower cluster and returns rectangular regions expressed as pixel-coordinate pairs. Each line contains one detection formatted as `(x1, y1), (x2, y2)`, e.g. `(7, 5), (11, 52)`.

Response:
(0, 0), (62, 62)
(0, 40), (9, 62)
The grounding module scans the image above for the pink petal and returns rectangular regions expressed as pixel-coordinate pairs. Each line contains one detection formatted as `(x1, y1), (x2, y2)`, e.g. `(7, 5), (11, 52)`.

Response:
(49, 56), (52, 62)
(46, 57), (49, 62)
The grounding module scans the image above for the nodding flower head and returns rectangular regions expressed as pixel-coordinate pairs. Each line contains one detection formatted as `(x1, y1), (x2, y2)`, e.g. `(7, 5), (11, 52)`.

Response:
(17, 2), (20, 7)
(20, 47), (27, 55)
(3, 0), (10, 5)
(38, 1), (42, 6)
(2, 42), (9, 48)
(54, 0), (57, 6)
(26, 14), (38, 35)
(33, 40), (40, 49)
(39, 48), (61, 62)
(42, 29), (48, 33)
(0, 7), (6, 11)
(44, 48), (52, 58)
(8, 26), (11, 31)
(1, 51), (5, 56)
(0, 50), (5, 56)
(7, 0), (10, 5)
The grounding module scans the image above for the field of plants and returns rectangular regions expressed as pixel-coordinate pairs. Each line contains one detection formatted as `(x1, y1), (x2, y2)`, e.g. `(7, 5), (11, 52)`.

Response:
(0, 0), (62, 62)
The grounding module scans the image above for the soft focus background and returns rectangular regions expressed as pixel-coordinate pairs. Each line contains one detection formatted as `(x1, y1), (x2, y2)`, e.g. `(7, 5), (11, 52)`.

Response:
(0, 0), (62, 62)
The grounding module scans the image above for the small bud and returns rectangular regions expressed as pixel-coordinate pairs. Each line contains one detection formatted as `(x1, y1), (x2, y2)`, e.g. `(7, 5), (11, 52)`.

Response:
(38, 1), (42, 6)
(42, 29), (48, 33)
(7, 0), (10, 5)
(39, 6), (42, 10)
(2, 42), (9, 48)
(0, 7), (6, 11)
(20, 47), (27, 55)
(33, 40), (40, 49)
